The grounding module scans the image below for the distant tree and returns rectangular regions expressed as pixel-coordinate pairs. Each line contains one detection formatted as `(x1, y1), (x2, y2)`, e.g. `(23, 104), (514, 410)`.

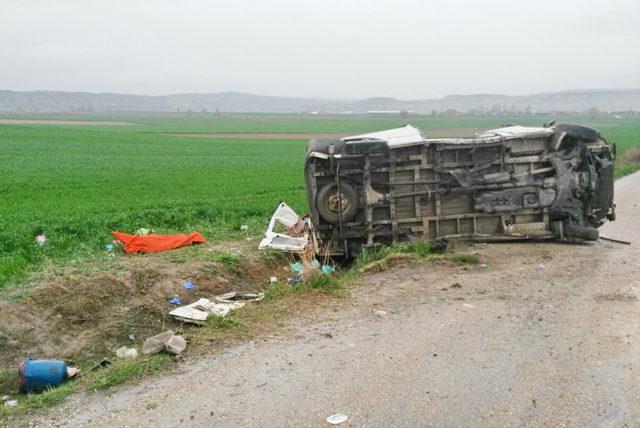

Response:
(399, 110), (410, 119)
(588, 107), (599, 120)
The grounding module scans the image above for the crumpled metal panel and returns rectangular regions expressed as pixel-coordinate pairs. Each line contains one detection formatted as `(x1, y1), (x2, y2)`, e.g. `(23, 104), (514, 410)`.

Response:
(477, 125), (554, 139)
(342, 124), (425, 148)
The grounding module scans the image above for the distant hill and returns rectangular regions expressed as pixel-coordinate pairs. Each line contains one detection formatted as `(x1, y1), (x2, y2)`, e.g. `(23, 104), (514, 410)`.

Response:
(1, 89), (639, 114)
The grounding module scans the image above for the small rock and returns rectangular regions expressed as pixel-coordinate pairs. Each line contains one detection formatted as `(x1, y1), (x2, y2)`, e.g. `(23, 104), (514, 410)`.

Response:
(376, 310), (388, 317)
(450, 282), (462, 288)
(536, 264), (544, 271)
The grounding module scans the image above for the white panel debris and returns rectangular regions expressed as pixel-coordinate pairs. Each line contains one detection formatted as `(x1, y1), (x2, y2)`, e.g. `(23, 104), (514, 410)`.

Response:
(258, 202), (312, 252)
(342, 124), (425, 148)
(169, 292), (265, 325)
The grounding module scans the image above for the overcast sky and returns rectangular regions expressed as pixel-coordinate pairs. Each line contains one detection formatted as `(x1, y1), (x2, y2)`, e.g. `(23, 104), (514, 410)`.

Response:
(1, 0), (639, 99)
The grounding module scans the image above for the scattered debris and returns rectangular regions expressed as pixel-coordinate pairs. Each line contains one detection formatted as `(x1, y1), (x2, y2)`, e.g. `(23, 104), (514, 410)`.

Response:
(169, 292), (264, 324)
(290, 262), (304, 273)
(35, 234), (46, 246)
(258, 202), (315, 252)
(129, 334), (136, 341)
(142, 330), (187, 356)
(168, 297), (182, 305)
(79, 358), (112, 377)
(326, 413), (348, 425)
(321, 265), (336, 274)
(376, 310), (388, 318)
(183, 280), (195, 290)
(240, 225), (249, 232)
(4, 400), (18, 408)
(18, 358), (77, 393)
(269, 276), (278, 284)
(112, 231), (206, 254)
(215, 291), (265, 303)
(135, 228), (153, 236)
(115, 346), (138, 359)
(105, 243), (115, 251)
(289, 274), (302, 285)
(600, 236), (631, 245)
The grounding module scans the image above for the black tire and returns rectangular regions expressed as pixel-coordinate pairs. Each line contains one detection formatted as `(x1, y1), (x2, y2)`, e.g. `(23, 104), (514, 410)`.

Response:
(316, 183), (358, 224)
(554, 124), (601, 142)
(564, 223), (599, 241)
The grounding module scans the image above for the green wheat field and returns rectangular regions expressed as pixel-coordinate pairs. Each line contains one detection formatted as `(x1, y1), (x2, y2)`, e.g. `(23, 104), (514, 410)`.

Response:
(1, 113), (639, 286)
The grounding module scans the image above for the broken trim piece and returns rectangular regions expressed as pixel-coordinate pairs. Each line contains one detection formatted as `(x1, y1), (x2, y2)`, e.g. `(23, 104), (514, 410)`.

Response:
(258, 202), (315, 253)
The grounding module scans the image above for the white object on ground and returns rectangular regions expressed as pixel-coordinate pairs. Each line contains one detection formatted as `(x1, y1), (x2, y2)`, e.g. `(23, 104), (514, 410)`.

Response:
(258, 202), (310, 252)
(269, 276), (278, 284)
(4, 400), (18, 408)
(376, 310), (388, 317)
(35, 234), (46, 245)
(169, 292), (263, 325)
(115, 346), (139, 359)
(326, 413), (348, 425)
(240, 225), (249, 232)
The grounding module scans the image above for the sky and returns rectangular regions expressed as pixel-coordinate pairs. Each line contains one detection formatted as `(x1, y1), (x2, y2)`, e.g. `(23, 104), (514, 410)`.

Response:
(0, 0), (639, 99)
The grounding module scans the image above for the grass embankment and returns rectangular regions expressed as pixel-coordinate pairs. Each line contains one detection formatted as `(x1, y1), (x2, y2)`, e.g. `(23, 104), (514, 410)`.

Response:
(0, 241), (478, 420)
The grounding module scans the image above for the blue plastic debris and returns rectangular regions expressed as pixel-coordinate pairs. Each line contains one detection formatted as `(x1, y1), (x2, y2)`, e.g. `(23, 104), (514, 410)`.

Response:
(290, 262), (303, 273)
(105, 243), (115, 251)
(289, 274), (302, 285)
(321, 265), (335, 274)
(183, 280), (195, 290)
(168, 297), (182, 305)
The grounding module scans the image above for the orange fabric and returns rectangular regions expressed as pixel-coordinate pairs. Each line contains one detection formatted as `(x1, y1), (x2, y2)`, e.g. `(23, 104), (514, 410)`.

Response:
(112, 231), (206, 254)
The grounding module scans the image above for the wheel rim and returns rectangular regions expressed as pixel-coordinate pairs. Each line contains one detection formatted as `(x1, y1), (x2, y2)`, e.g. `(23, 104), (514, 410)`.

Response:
(327, 190), (351, 215)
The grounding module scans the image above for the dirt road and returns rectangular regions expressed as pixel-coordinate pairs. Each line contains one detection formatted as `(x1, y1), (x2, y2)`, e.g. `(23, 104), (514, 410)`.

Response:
(36, 173), (640, 427)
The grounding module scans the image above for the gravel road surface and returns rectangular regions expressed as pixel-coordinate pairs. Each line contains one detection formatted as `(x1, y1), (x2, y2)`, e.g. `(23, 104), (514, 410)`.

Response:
(35, 173), (640, 427)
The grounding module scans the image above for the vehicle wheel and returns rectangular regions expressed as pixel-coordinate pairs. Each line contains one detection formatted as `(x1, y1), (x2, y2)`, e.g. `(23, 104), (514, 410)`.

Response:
(554, 124), (601, 142)
(564, 223), (599, 241)
(316, 183), (358, 224)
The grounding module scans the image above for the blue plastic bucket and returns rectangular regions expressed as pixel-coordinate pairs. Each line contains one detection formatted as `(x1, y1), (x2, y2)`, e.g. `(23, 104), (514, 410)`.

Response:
(19, 358), (69, 393)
